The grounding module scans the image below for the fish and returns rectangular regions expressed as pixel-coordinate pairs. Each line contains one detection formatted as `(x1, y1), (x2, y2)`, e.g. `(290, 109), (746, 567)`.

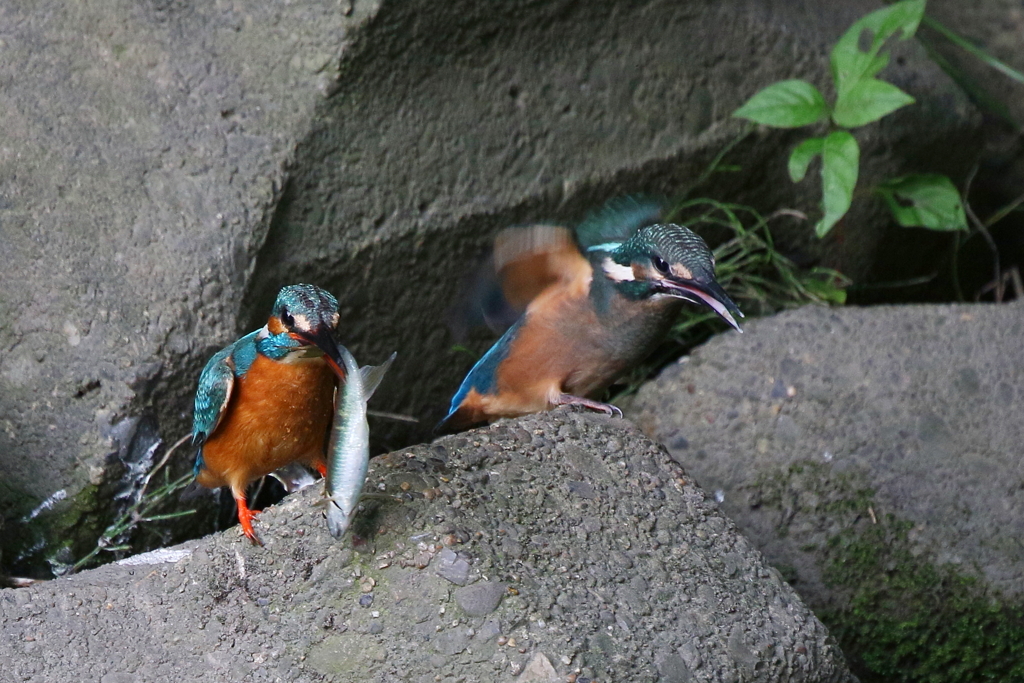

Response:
(269, 462), (319, 493)
(324, 346), (396, 538)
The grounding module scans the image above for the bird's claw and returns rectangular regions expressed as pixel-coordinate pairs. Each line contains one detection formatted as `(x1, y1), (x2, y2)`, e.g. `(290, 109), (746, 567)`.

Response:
(234, 495), (264, 546)
(554, 394), (622, 418)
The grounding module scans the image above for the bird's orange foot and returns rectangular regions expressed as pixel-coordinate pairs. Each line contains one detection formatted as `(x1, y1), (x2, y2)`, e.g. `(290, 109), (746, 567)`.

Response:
(315, 461), (328, 479)
(234, 494), (264, 546)
(553, 393), (623, 418)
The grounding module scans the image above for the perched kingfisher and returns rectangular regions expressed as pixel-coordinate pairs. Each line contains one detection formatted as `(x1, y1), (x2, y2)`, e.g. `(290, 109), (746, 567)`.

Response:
(191, 284), (348, 545)
(439, 198), (742, 431)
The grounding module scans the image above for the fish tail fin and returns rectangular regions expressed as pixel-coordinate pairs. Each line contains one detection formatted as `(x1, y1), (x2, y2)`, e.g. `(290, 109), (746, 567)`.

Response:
(359, 352), (397, 400)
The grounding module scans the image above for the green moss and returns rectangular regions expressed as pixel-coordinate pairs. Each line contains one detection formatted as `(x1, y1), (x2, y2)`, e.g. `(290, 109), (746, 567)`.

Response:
(4, 479), (109, 575)
(749, 459), (1024, 683)
(45, 480), (110, 569)
(821, 515), (1024, 683)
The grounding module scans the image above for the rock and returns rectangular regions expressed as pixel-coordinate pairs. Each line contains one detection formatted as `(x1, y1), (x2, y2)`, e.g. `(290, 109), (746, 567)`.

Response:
(628, 302), (1024, 680)
(656, 653), (695, 683)
(476, 618), (503, 642)
(0, 411), (853, 682)
(434, 629), (471, 656)
(0, 0), (981, 576)
(454, 580), (506, 617)
(435, 547), (473, 585)
(519, 652), (559, 682)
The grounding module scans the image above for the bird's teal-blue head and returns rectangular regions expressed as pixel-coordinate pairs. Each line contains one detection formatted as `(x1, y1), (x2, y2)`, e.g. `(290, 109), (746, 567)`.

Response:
(588, 223), (743, 331)
(261, 284), (347, 377)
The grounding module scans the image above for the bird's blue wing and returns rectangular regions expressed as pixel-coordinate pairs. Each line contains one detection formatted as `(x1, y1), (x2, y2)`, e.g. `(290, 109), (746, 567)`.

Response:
(192, 344), (236, 450)
(439, 317), (524, 428)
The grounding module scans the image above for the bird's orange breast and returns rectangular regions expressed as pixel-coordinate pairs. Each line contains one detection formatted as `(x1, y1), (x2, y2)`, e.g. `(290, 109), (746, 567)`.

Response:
(197, 354), (336, 494)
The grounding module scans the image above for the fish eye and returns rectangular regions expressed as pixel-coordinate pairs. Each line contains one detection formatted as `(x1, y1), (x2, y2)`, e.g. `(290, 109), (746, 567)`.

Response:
(652, 255), (670, 274)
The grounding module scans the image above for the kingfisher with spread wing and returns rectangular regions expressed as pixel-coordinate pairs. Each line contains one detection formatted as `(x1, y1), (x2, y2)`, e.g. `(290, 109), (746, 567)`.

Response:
(439, 198), (741, 432)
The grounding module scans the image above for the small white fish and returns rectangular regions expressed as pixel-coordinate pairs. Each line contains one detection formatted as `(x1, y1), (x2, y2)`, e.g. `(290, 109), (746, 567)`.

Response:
(324, 346), (396, 538)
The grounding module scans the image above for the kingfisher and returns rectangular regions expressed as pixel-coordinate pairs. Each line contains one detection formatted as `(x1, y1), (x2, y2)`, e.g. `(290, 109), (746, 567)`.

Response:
(439, 197), (742, 432)
(191, 283), (348, 545)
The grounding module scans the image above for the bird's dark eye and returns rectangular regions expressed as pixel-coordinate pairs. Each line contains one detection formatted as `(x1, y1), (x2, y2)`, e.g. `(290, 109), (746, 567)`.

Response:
(652, 255), (670, 274)
(281, 311), (295, 328)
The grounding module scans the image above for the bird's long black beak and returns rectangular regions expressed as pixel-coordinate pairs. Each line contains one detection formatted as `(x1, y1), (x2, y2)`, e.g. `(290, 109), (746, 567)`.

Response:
(659, 278), (744, 332)
(295, 326), (348, 379)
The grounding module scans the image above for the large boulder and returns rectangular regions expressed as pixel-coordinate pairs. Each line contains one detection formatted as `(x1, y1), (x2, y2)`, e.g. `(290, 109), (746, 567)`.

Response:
(0, 0), (979, 574)
(628, 302), (1024, 680)
(0, 411), (853, 682)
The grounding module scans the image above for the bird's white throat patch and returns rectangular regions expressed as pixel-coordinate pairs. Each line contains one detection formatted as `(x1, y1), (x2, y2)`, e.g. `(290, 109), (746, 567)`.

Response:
(602, 257), (636, 282)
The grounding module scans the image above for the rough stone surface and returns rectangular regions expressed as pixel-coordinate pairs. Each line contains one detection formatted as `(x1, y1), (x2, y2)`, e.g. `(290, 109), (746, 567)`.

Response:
(520, 652), (560, 682)
(454, 580), (506, 617)
(435, 547), (474, 586)
(627, 301), (1024, 607)
(0, 411), (853, 682)
(0, 0), (981, 574)
(928, 0), (1024, 126)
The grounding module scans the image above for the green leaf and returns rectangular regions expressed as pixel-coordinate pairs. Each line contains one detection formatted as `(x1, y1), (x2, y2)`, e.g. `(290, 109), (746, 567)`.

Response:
(833, 78), (915, 127)
(802, 277), (848, 305)
(816, 131), (860, 237)
(832, 49), (891, 97)
(789, 137), (825, 182)
(831, 0), (925, 95)
(876, 174), (968, 231)
(733, 80), (829, 128)
(871, 0), (926, 46)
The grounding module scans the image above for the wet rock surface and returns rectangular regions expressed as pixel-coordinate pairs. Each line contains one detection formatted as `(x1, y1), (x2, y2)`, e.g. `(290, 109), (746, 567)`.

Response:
(628, 302), (1024, 606)
(0, 0), (981, 575)
(0, 411), (852, 682)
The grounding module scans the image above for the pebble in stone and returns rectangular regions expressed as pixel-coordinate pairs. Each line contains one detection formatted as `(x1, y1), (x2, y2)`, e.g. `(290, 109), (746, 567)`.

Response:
(434, 547), (472, 586)
(434, 629), (471, 656)
(475, 619), (502, 642)
(518, 652), (560, 682)
(454, 580), (506, 617)
(358, 594), (374, 608)
(656, 653), (694, 683)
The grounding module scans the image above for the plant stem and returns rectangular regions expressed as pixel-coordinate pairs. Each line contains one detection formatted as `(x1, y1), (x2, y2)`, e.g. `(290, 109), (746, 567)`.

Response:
(922, 16), (1024, 86)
